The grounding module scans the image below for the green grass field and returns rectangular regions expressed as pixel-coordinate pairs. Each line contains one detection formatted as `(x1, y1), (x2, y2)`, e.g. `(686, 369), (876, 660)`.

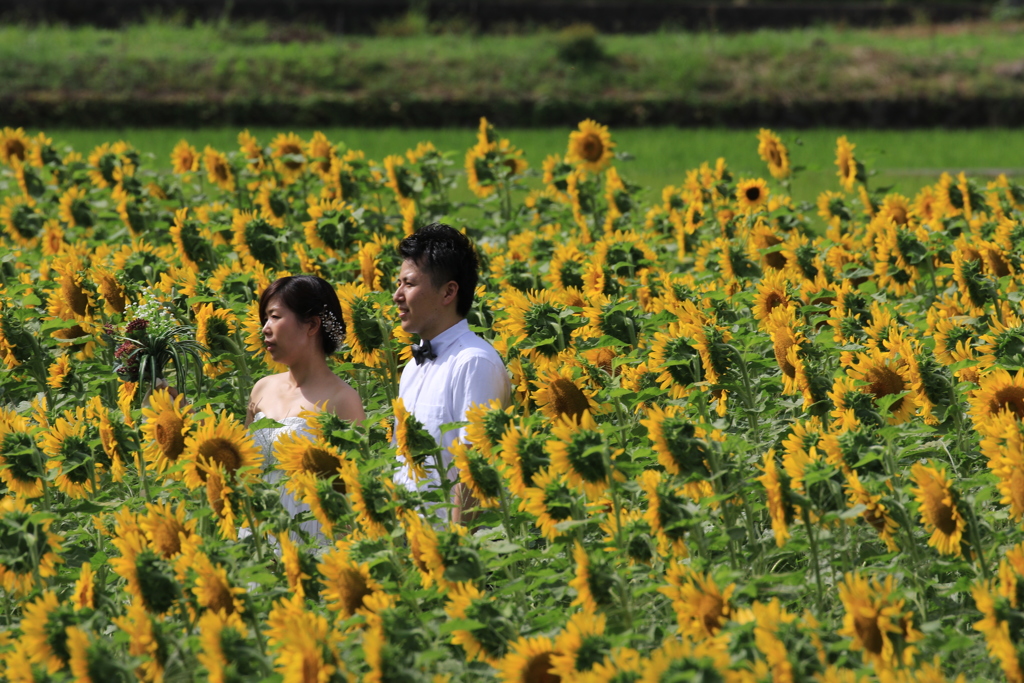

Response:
(41, 126), (1024, 215)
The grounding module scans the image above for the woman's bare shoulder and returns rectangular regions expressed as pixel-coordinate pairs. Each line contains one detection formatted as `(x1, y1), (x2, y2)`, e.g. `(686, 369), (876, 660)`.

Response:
(324, 375), (365, 422)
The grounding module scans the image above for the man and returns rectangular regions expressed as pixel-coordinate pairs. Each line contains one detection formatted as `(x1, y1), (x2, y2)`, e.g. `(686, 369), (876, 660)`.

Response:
(392, 222), (511, 523)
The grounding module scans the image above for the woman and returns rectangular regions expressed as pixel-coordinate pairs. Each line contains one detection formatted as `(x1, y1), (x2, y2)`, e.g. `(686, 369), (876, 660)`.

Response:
(246, 275), (365, 539)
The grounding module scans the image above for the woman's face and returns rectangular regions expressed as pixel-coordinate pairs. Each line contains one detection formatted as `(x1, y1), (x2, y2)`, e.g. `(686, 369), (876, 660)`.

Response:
(261, 296), (318, 365)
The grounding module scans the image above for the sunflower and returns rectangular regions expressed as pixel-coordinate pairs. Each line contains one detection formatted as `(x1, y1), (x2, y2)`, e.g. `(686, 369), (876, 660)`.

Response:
(639, 403), (713, 483)
(531, 362), (597, 423)
(139, 501), (195, 560)
(203, 463), (242, 541)
(660, 562), (735, 641)
(203, 146), (236, 192)
(170, 139), (199, 175)
(445, 583), (518, 665)
(231, 208), (281, 270)
(384, 153), (415, 199)
(547, 243), (587, 291)
(89, 263), (127, 315)
(111, 531), (182, 615)
(648, 326), (702, 401)
(266, 596), (344, 683)
(737, 178), (770, 213)
(268, 131), (307, 183)
(169, 208), (218, 272)
(464, 399), (515, 461)
(38, 410), (101, 499)
(972, 579), (1024, 683)
(0, 411), (45, 498)
(841, 349), (917, 425)
(303, 196), (361, 256)
(194, 304), (237, 378)
(757, 449), (795, 548)
(970, 368), (1024, 429)
(835, 136), (862, 192)
(112, 599), (168, 683)
(639, 469), (691, 558)
(308, 130), (336, 180)
(393, 397), (438, 484)
(318, 550), (383, 618)
(500, 421), (553, 498)
(1, 194), (43, 247)
(0, 126), (30, 165)
(499, 634), (565, 683)
(547, 411), (620, 501)
(452, 440), (503, 509)
(910, 462), (966, 557)
(197, 609), (259, 683)
(342, 466), (397, 539)
(140, 388), (194, 475)
(757, 128), (791, 180)
(751, 270), (793, 327)
(0, 497), (63, 595)
(548, 611), (612, 681)
(338, 283), (390, 368)
(19, 590), (77, 673)
(521, 467), (580, 541)
(640, 634), (733, 683)
(189, 551), (246, 618)
(272, 427), (345, 490)
(567, 119), (615, 173)
(500, 288), (580, 360)
(845, 470), (900, 552)
(838, 572), (922, 671)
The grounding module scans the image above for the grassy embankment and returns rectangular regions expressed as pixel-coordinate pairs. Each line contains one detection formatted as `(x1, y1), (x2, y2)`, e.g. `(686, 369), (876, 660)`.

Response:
(1, 20), (1024, 127)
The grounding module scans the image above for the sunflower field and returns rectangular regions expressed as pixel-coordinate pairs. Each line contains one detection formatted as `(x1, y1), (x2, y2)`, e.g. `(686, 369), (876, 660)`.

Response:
(1, 118), (1024, 683)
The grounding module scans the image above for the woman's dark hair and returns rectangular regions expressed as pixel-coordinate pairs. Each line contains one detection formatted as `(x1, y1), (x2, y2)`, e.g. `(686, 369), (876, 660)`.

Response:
(258, 275), (346, 355)
(398, 222), (478, 317)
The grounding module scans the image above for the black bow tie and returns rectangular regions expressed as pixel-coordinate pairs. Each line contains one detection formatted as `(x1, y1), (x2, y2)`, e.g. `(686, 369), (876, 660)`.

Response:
(411, 339), (437, 365)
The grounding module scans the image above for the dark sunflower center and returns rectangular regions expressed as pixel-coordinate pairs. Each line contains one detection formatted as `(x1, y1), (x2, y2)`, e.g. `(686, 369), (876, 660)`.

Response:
(198, 437), (243, 476)
(579, 134), (604, 163)
(340, 567), (372, 615)
(745, 186), (761, 202)
(854, 614), (885, 655)
(302, 446), (341, 479)
(991, 386), (1024, 420)
(62, 279), (90, 317)
(547, 378), (591, 421)
(155, 416), (186, 460)
(774, 336), (797, 378)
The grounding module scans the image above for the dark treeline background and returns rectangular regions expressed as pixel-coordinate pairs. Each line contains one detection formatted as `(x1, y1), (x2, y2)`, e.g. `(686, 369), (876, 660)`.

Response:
(0, 0), (1004, 33)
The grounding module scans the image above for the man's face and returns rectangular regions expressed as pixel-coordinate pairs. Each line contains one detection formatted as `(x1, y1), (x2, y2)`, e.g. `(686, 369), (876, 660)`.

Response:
(393, 259), (452, 340)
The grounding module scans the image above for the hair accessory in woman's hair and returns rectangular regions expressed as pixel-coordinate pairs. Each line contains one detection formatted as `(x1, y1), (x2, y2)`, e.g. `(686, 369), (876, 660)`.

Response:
(321, 307), (344, 345)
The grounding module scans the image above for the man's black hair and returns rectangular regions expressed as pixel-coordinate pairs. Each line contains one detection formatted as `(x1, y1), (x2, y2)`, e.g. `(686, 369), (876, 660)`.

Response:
(258, 275), (346, 355)
(398, 222), (479, 317)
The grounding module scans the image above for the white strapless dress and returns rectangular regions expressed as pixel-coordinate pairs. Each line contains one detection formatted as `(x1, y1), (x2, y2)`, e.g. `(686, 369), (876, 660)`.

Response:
(250, 411), (323, 541)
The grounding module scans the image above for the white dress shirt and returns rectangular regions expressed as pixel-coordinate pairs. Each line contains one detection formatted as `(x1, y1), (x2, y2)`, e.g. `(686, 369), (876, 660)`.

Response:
(394, 318), (511, 492)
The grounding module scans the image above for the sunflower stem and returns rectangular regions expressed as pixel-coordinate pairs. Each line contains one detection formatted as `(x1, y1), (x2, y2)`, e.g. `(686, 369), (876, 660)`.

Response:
(496, 484), (520, 579)
(800, 505), (825, 612)
(243, 496), (265, 564)
(965, 504), (991, 580)
(135, 448), (152, 504)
